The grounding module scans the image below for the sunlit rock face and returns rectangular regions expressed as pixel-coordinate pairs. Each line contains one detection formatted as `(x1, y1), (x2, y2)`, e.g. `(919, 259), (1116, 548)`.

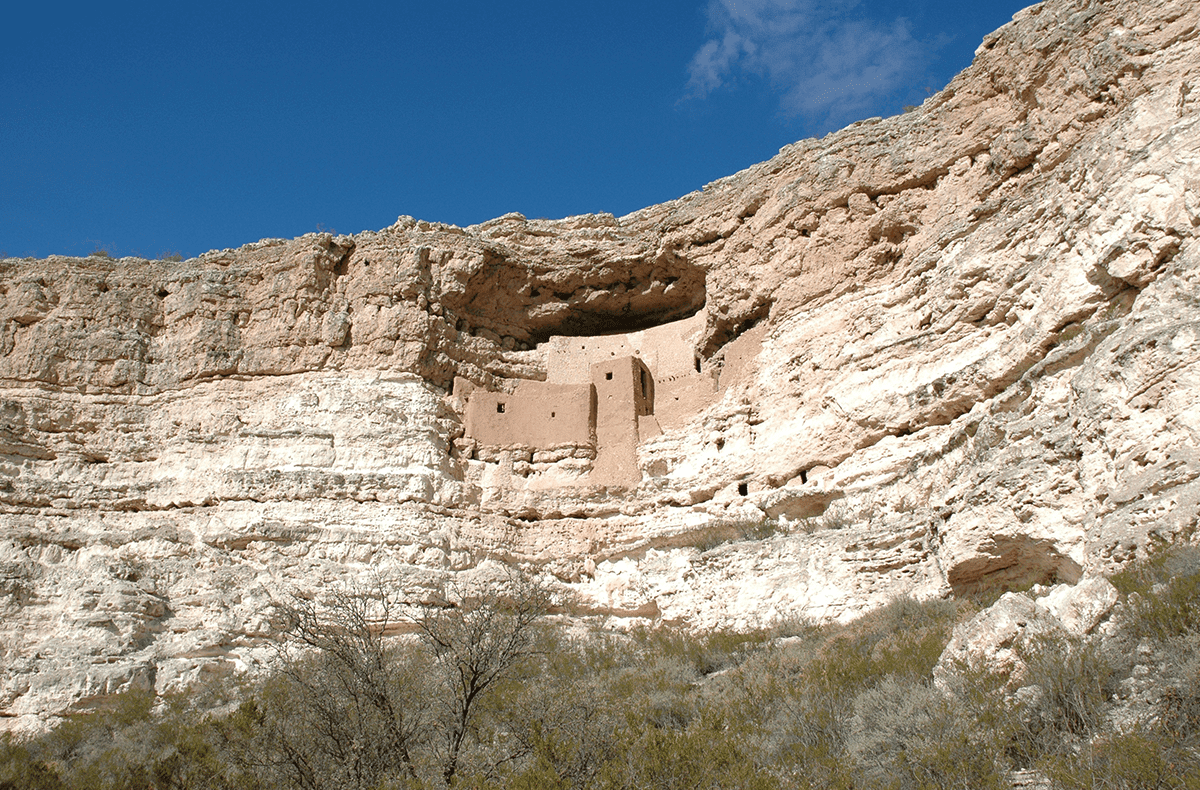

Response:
(3, 0), (1200, 732)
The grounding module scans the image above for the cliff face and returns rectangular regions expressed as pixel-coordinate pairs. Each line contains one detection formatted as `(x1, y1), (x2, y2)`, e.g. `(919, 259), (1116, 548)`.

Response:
(3, 0), (1199, 730)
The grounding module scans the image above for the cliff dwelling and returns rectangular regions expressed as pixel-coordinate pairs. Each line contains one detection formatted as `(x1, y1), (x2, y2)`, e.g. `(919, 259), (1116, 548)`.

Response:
(7, 0), (1200, 735)
(455, 308), (724, 488)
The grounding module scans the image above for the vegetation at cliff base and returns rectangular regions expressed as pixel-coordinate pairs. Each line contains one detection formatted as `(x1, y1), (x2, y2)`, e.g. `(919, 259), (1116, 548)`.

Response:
(3, 546), (1200, 790)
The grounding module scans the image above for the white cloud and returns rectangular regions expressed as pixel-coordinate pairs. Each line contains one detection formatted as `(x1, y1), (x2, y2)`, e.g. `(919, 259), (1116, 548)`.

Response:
(686, 0), (930, 122)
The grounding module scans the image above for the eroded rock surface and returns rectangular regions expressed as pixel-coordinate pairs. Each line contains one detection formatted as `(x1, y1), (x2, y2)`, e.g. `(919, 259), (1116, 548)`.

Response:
(3, 0), (1200, 730)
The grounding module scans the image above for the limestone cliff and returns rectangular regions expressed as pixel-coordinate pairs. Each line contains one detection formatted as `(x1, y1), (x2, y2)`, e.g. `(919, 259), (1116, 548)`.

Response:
(3, 0), (1200, 731)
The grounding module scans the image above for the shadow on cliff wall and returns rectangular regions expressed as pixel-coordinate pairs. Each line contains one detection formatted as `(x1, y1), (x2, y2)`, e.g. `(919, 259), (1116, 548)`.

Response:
(947, 536), (1084, 599)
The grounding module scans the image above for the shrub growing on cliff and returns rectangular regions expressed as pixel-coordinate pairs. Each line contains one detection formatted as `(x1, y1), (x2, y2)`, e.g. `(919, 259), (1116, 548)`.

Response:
(1038, 637), (1200, 789)
(1045, 726), (1200, 790)
(847, 677), (1005, 790)
(1003, 635), (1117, 766)
(1111, 543), (1200, 641)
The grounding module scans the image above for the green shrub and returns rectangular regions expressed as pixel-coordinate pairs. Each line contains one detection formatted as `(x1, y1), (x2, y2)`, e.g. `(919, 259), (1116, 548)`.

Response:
(0, 733), (64, 790)
(1112, 543), (1200, 641)
(1045, 728), (1200, 790)
(629, 624), (771, 677)
(791, 596), (960, 693)
(1159, 647), (1200, 749)
(0, 689), (239, 790)
(600, 708), (778, 790)
(848, 677), (1005, 790)
(1006, 635), (1116, 765)
(1110, 542), (1200, 596)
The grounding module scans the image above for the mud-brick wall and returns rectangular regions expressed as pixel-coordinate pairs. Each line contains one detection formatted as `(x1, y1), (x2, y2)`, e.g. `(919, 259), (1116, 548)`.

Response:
(463, 380), (593, 449)
(545, 310), (707, 384)
(589, 356), (653, 486)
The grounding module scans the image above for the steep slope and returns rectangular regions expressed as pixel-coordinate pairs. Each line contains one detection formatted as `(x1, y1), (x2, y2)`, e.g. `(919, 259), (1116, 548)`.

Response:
(2, 0), (1199, 730)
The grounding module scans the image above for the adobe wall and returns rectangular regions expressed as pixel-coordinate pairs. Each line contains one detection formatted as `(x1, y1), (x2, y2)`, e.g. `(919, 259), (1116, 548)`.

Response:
(655, 371), (719, 431)
(589, 356), (652, 487)
(463, 380), (593, 450)
(716, 323), (768, 394)
(545, 308), (707, 384)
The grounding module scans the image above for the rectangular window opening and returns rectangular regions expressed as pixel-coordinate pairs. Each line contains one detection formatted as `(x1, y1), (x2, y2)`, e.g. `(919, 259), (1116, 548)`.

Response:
(496, 403), (506, 414)
(738, 482), (749, 496)
(605, 371), (613, 380)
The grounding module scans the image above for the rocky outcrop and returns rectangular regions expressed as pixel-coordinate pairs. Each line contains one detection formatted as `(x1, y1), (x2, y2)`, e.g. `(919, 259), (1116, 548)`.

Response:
(3, 0), (1200, 730)
(934, 577), (1120, 686)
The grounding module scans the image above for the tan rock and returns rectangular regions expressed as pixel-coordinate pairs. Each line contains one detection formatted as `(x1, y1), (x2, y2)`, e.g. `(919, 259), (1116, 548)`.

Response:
(935, 592), (1066, 686)
(1035, 577), (1120, 637)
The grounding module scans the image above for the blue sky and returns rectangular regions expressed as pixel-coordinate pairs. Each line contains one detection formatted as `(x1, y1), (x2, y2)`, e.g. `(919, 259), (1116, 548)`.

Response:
(2, 0), (1030, 260)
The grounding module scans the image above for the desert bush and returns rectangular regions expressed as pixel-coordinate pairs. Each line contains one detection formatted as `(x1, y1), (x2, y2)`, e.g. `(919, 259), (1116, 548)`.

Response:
(1112, 543), (1200, 641)
(1044, 728), (1200, 790)
(786, 596), (960, 694)
(692, 516), (783, 552)
(0, 689), (238, 790)
(501, 683), (621, 789)
(0, 733), (63, 790)
(797, 501), (857, 532)
(1159, 643), (1200, 749)
(599, 707), (777, 790)
(629, 624), (770, 677)
(1004, 634), (1116, 764)
(720, 597), (965, 788)
(848, 677), (1004, 790)
(757, 666), (855, 787)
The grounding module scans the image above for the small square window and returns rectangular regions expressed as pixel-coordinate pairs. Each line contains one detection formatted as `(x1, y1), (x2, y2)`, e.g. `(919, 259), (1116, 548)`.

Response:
(496, 403), (506, 413)
(738, 482), (748, 496)
(551, 412), (556, 418)
(605, 372), (613, 380)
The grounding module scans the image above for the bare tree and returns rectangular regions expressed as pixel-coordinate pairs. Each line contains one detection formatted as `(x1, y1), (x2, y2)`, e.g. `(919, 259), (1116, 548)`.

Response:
(225, 568), (553, 788)
(417, 568), (553, 785)
(231, 577), (428, 790)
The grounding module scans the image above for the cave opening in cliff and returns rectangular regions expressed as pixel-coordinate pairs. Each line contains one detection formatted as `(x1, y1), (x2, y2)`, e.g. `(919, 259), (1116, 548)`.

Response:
(521, 264), (708, 343)
(452, 245), (709, 346)
(539, 296), (708, 342)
